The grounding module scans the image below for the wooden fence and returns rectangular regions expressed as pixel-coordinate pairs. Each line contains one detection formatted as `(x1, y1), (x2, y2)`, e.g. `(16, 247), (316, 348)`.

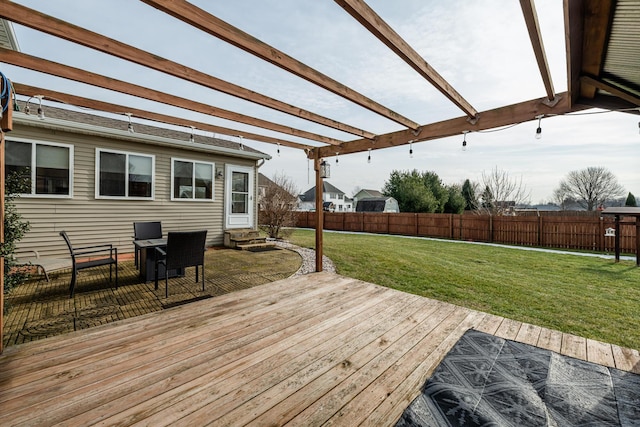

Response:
(293, 211), (638, 254)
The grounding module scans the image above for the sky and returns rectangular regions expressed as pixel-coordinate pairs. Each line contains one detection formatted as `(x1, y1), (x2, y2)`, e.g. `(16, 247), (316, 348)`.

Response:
(2, 0), (639, 204)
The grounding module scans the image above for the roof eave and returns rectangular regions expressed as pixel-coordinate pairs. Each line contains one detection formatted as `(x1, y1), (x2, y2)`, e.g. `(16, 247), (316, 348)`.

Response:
(12, 113), (271, 161)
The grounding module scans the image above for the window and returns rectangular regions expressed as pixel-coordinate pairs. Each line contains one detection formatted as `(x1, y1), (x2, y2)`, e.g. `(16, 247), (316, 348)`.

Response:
(5, 139), (73, 197)
(96, 149), (154, 199)
(171, 158), (214, 201)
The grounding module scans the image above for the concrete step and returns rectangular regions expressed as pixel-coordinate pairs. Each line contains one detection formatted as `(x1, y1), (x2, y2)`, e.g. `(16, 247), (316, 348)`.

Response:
(224, 229), (264, 249)
(237, 242), (277, 251)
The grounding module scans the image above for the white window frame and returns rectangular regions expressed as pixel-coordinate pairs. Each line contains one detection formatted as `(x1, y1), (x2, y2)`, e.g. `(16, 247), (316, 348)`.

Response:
(95, 148), (155, 200)
(170, 157), (215, 202)
(6, 137), (74, 199)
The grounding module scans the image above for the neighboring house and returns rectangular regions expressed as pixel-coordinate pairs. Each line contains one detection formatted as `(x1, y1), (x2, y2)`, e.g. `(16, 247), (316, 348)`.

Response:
(257, 172), (297, 211)
(298, 182), (352, 212)
(257, 173), (275, 210)
(352, 188), (383, 207)
(355, 197), (400, 213)
(6, 101), (270, 257)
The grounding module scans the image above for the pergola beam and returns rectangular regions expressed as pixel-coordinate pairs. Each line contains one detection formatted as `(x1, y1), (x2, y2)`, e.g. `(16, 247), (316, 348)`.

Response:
(520, 0), (556, 102)
(1, 48), (342, 146)
(334, 0), (478, 119)
(0, 1), (373, 140)
(140, 0), (418, 132)
(13, 83), (313, 151)
(564, 0), (584, 108)
(314, 92), (574, 158)
(580, 75), (640, 107)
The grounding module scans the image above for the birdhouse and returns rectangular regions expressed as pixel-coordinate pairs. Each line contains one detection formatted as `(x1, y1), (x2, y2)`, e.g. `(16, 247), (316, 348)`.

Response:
(604, 227), (615, 237)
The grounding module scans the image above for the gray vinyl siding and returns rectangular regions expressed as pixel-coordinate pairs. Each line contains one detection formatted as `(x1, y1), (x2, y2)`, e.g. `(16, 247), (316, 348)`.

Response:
(9, 124), (258, 258)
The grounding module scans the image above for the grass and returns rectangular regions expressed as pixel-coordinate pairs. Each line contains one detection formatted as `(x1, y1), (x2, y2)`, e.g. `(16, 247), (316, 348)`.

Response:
(287, 229), (640, 350)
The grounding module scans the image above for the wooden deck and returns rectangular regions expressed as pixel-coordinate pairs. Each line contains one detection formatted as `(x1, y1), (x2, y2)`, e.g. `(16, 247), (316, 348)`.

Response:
(0, 272), (638, 426)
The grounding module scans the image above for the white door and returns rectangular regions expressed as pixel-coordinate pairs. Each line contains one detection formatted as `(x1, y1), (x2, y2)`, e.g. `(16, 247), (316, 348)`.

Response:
(225, 164), (254, 229)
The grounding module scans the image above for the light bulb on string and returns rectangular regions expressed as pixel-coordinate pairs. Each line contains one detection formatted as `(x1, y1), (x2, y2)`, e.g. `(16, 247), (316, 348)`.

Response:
(335, 152), (339, 165)
(125, 113), (134, 134)
(462, 131), (468, 151)
(409, 140), (413, 158)
(189, 126), (195, 143)
(35, 95), (45, 120)
(277, 143), (280, 156)
(535, 115), (543, 140)
(367, 148), (371, 164)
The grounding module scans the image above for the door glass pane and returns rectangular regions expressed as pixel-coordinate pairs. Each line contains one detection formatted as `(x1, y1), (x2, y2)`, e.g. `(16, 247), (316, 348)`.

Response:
(128, 155), (152, 197)
(232, 193), (248, 213)
(173, 160), (193, 198)
(231, 171), (249, 213)
(232, 172), (248, 192)
(36, 145), (69, 195)
(100, 151), (126, 196)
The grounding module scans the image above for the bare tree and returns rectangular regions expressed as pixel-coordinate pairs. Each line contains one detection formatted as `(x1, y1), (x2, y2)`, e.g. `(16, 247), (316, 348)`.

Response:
(258, 172), (299, 239)
(552, 186), (570, 210)
(555, 166), (625, 211)
(476, 167), (530, 215)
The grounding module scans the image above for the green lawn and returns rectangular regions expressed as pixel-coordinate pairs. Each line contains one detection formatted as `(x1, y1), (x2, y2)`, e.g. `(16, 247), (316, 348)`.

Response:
(287, 229), (640, 350)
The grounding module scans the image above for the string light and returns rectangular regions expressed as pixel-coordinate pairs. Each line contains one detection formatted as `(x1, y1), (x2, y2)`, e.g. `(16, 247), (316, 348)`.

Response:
(35, 95), (45, 120)
(462, 131), (468, 151)
(409, 140), (413, 158)
(335, 152), (339, 165)
(535, 115), (543, 139)
(189, 126), (195, 143)
(124, 113), (134, 133)
(276, 143), (280, 156)
(367, 148), (371, 164)
(23, 95), (46, 119)
(238, 135), (244, 150)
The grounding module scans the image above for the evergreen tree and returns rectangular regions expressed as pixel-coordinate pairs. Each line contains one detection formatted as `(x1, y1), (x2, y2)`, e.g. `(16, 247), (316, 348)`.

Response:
(461, 179), (477, 211)
(625, 192), (637, 207)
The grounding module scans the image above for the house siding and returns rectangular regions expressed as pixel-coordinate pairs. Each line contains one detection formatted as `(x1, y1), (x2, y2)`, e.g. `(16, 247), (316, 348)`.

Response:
(9, 123), (258, 258)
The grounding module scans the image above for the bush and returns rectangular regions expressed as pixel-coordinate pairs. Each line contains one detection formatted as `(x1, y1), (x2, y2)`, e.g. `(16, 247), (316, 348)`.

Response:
(2, 171), (31, 297)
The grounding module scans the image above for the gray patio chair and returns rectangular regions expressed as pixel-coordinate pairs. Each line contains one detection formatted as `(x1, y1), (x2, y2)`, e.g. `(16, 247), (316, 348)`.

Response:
(154, 230), (207, 298)
(60, 230), (118, 298)
(133, 221), (163, 268)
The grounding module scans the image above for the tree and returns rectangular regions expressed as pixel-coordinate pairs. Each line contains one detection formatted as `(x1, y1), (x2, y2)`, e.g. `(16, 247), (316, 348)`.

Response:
(3, 171), (31, 296)
(625, 192), (637, 207)
(555, 166), (625, 211)
(258, 173), (299, 239)
(461, 179), (478, 211)
(443, 184), (465, 214)
(383, 169), (453, 213)
(476, 167), (530, 215)
(552, 186), (571, 210)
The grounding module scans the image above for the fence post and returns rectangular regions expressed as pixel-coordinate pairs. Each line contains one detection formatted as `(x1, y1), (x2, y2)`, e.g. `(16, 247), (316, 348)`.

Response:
(599, 217), (604, 252)
(415, 213), (419, 236)
(449, 214), (453, 239)
(538, 215), (543, 247)
(489, 215), (494, 243)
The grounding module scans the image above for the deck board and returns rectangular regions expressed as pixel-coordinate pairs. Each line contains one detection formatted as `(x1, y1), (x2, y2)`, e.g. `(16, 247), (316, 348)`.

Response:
(0, 272), (638, 426)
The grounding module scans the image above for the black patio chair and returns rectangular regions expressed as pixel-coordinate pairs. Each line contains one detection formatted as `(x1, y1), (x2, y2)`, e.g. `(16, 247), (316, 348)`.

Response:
(154, 230), (208, 298)
(60, 230), (118, 298)
(133, 221), (162, 268)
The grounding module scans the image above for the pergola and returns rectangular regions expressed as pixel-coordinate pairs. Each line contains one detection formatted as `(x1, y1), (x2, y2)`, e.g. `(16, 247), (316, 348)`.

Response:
(0, 0), (639, 351)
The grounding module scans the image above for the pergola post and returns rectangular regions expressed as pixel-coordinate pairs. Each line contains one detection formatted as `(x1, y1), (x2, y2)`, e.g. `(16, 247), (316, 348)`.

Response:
(0, 79), (11, 354)
(314, 155), (324, 272)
